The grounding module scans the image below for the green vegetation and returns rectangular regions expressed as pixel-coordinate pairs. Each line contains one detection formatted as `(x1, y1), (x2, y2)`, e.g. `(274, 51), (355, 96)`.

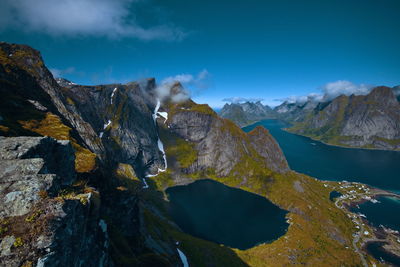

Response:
(0, 125), (9, 133)
(374, 136), (400, 146)
(167, 139), (197, 168)
(0, 45), (45, 79)
(159, 125), (198, 170)
(21, 261), (33, 267)
(25, 210), (42, 223)
(13, 237), (24, 248)
(167, 100), (217, 118)
(289, 95), (349, 145)
(18, 112), (97, 173)
(114, 163), (142, 193)
(56, 179), (96, 206)
(0, 219), (9, 235)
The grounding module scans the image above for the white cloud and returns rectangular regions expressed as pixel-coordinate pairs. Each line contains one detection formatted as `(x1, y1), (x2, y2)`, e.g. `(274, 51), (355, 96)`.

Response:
(321, 80), (373, 100)
(222, 97), (264, 103)
(162, 70), (211, 89)
(0, 0), (185, 41)
(274, 93), (323, 104)
(49, 67), (76, 78)
(274, 80), (375, 106)
(155, 70), (211, 103)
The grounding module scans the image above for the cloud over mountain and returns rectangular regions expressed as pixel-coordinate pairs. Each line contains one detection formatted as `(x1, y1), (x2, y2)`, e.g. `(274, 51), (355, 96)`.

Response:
(222, 97), (264, 104)
(0, 0), (185, 41)
(275, 80), (375, 105)
(275, 93), (323, 104)
(155, 70), (211, 103)
(320, 80), (373, 100)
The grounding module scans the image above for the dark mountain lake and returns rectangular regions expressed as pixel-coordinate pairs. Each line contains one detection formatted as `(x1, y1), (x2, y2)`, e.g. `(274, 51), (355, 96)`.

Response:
(243, 120), (400, 231)
(166, 179), (288, 250)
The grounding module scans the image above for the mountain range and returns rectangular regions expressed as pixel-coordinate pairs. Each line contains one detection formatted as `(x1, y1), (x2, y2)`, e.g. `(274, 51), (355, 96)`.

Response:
(220, 87), (400, 151)
(0, 42), (398, 266)
(219, 101), (276, 127)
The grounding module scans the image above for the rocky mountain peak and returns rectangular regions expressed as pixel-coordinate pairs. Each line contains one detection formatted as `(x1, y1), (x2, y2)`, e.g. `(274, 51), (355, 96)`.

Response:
(366, 86), (399, 106)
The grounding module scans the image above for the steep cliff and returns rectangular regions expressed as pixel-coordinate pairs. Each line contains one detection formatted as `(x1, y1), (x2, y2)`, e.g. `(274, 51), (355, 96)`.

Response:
(163, 100), (289, 176)
(57, 78), (165, 175)
(288, 87), (400, 150)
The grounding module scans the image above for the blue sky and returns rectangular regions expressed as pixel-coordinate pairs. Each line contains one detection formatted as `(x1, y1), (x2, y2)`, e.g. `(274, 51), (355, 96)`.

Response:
(1, 0), (399, 107)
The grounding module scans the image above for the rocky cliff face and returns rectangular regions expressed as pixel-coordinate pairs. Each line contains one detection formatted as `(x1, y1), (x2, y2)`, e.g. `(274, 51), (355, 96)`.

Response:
(0, 136), (111, 267)
(288, 86), (400, 150)
(164, 100), (289, 176)
(219, 101), (276, 127)
(58, 78), (165, 175)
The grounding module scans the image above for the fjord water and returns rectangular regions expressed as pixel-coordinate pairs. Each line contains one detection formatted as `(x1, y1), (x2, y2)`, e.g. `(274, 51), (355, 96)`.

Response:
(243, 120), (400, 193)
(167, 179), (288, 250)
(350, 196), (400, 230)
(243, 120), (400, 231)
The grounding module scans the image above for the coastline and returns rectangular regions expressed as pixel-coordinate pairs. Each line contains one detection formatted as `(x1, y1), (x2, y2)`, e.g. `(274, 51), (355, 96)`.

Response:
(283, 127), (400, 152)
(329, 180), (400, 265)
(242, 118), (400, 152)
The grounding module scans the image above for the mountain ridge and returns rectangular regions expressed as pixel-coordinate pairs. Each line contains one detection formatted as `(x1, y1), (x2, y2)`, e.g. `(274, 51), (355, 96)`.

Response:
(287, 86), (400, 150)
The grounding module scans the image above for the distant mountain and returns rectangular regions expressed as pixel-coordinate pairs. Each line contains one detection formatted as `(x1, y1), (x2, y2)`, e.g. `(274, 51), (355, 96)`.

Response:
(274, 100), (319, 123)
(219, 101), (276, 127)
(287, 86), (400, 150)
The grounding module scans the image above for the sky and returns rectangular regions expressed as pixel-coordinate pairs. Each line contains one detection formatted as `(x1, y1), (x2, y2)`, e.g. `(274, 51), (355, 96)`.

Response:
(0, 0), (399, 107)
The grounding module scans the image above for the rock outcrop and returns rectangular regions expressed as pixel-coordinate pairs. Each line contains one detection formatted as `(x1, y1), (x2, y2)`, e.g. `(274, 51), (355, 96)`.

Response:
(0, 136), (111, 267)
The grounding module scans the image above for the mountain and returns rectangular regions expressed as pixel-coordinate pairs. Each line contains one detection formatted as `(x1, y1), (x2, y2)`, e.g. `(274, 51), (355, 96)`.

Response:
(219, 101), (276, 127)
(274, 99), (319, 123)
(288, 86), (400, 150)
(1, 42), (395, 266)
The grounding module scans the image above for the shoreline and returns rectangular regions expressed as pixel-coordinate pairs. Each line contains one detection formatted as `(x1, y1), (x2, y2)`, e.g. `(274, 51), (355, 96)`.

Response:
(283, 127), (400, 153)
(243, 118), (400, 152)
(331, 181), (400, 265)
